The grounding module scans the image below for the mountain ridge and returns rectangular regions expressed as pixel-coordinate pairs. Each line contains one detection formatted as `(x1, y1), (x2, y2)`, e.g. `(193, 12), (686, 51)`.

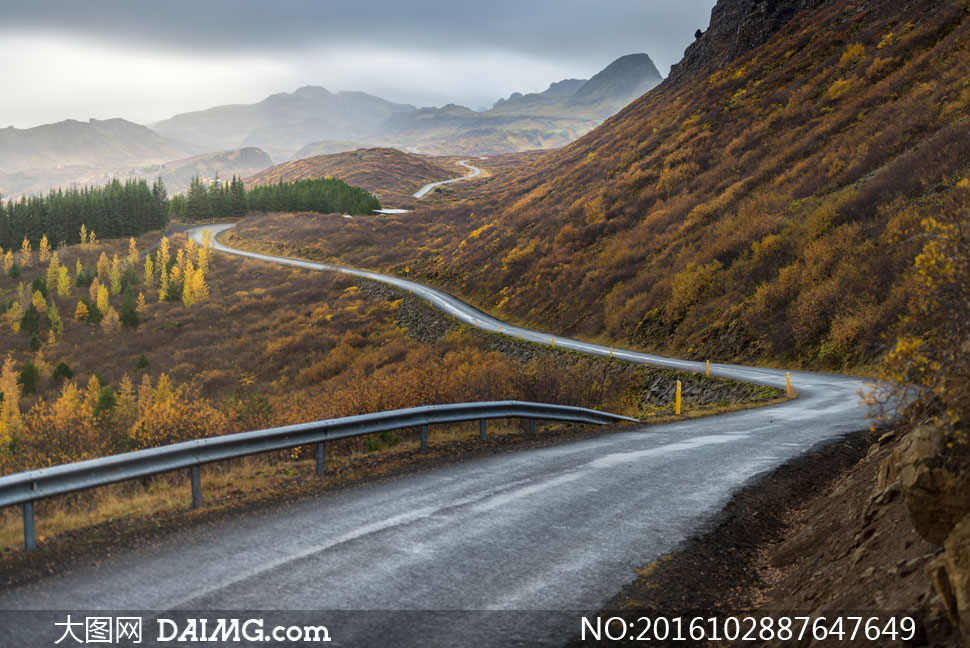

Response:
(152, 87), (415, 160)
(0, 118), (201, 170)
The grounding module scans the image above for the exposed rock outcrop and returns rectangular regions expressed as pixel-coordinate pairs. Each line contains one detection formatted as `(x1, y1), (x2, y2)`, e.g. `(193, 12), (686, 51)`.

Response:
(898, 425), (970, 546)
(669, 0), (829, 81)
(927, 515), (970, 643)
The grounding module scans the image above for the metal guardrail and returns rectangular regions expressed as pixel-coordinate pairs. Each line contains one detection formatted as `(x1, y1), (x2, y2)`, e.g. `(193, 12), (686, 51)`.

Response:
(0, 401), (636, 550)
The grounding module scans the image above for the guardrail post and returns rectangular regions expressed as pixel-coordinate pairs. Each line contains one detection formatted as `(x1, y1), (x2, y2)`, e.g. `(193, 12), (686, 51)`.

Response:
(315, 442), (326, 476)
(420, 425), (428, 452)
(527, 419), (536, 435)
(23, 501), (36, 551)
(479, 419), (487, 441)
(190, 465), (202, 509)
(573, 421), (578, 434)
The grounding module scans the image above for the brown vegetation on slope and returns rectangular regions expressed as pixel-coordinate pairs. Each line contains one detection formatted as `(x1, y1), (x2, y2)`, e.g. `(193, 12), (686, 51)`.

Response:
(244, 147), (457, 208)
(0, 228), (785, 553)
(246, 0), (970, 372)
(1, 229), (780, 478)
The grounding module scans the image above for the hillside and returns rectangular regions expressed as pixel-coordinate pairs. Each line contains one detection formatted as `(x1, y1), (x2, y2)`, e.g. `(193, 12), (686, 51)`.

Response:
(151, 86), (415, 160)
(289, 140), (368, 160)
(284, 0), (970, 371)
(131, 147), (273, 194)
(244, 147), (456, 206)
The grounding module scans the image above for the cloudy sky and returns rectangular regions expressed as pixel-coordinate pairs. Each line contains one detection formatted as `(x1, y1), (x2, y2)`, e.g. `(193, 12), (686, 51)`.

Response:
(1, 0), (716, 128)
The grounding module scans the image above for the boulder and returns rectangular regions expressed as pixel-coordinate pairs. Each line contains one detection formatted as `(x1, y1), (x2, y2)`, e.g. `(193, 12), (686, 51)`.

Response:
(927, 513), (970, 642)
(899, 425), (970, 545)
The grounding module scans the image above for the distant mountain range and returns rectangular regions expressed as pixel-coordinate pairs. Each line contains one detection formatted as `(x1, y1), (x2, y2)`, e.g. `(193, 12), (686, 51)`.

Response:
(0, 118), (201, 170)
(158, 53), (662, 157)
(489, 54), (662, 119)
(0, 52), (663, 198)
(151, 87), (415, 161)
(383, 53), (662, 154)
(130, 147), (274, 194)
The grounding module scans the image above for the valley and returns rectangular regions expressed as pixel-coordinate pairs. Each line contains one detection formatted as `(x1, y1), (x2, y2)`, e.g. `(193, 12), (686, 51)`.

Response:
(2, 0), (970, 645)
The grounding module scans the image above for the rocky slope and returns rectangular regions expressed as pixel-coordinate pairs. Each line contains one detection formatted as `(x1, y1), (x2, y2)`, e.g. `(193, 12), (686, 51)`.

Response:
(670, 0), (829, 81)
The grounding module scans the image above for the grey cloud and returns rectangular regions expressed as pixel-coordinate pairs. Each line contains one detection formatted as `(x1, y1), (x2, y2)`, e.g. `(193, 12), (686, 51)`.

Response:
(2, 0), (716, 72)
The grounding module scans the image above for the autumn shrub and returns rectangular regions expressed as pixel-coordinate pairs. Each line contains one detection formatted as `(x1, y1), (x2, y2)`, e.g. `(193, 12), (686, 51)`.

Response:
(872, 187), (970, 442)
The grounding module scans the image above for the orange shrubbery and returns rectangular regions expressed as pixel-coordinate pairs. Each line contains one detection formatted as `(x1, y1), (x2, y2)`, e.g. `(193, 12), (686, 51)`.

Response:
(0, 228), (645, 475)
(871, 185), (970, 440)
(229, 0), (970, 371)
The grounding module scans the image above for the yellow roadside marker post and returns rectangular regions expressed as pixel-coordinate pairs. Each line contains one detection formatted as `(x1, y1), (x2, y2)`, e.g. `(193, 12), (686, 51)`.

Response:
(610, 346), (613, 359)
(675, 381), (682, 415)
(551, 337), (555, 348)
(786, 371), (793, 396)
(706, 360), (710, 376)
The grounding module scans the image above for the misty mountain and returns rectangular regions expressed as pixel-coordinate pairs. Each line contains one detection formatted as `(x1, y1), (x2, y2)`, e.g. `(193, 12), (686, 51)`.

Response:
(151, 86), (415, 160)
(491, 79), (588, 111)
(152, 53), (665, 159)
(0, 118), (201, 170)
(0, 51), (667, 195)
(289, 140), (369, 160)
(377, 53), (664, 154)
(488, 54), (661, 118)
(567, 53), (663, 117)
(131, 147), (274, 194)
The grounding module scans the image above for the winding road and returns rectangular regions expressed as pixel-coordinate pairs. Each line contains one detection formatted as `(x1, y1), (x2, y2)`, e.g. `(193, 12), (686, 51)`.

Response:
(0, 214), (874, 647)
(412, 159), (483, 198)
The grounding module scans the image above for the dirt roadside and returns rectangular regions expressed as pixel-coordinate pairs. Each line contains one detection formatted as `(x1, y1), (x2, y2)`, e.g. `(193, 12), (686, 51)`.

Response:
(569, 429), (961, 646)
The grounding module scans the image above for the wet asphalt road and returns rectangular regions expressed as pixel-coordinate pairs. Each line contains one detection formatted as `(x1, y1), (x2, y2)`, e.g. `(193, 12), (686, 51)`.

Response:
(0, 226), (873, 646)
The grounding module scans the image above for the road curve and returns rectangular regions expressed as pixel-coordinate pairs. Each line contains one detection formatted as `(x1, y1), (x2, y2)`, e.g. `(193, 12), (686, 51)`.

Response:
(0, 224), (874, 647)
(412, 159), (483, 198)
